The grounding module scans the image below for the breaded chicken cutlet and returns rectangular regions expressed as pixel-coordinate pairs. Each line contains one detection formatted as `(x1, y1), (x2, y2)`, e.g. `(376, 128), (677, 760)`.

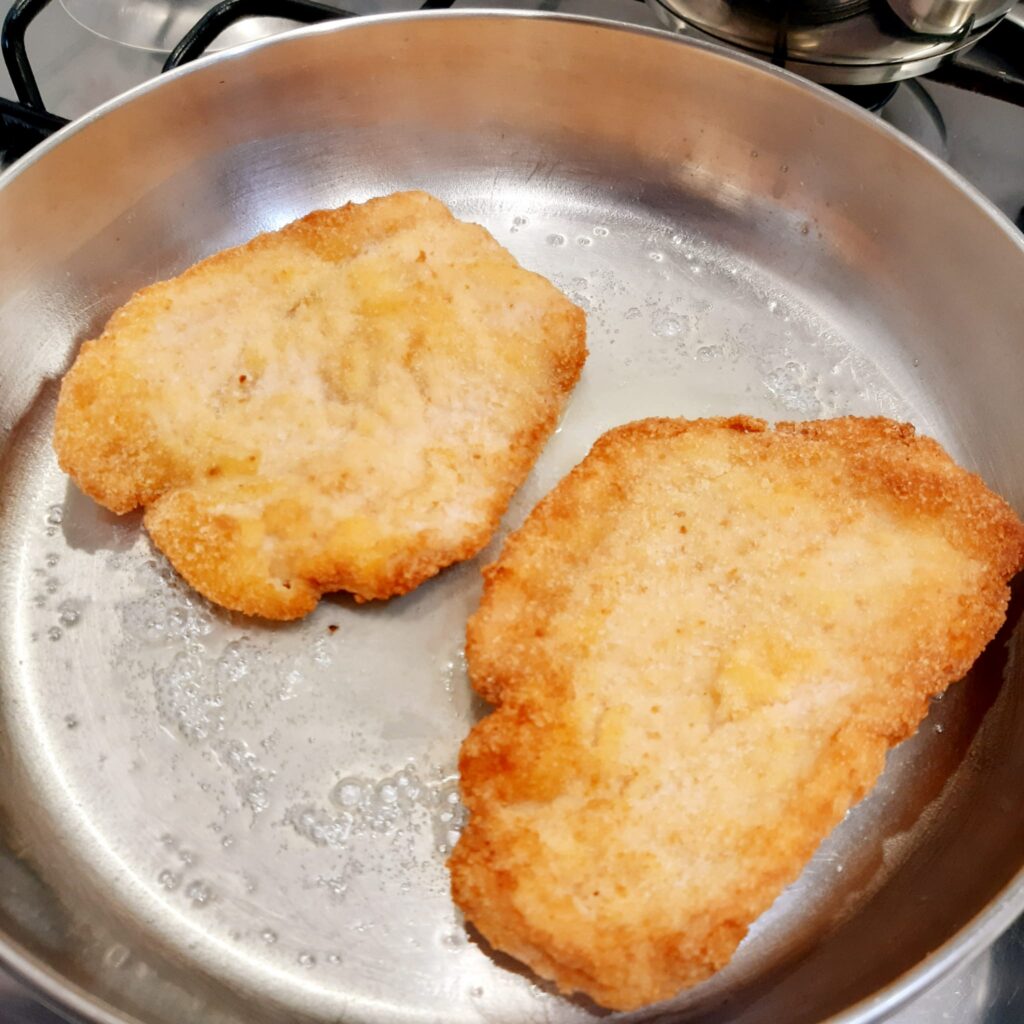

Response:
(54, 191), (586, 619)
(451, 415), (1024, 1011)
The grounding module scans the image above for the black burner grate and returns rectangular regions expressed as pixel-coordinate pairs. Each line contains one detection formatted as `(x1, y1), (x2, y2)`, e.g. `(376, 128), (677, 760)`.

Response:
(164, 0), (365, 71)
(0, 0), (450, 163)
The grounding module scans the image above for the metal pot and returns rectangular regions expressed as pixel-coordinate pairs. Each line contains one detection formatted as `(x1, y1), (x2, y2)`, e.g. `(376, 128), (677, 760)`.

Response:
(647, 0), (1018, 82)
(1, 12), (1023, 1024)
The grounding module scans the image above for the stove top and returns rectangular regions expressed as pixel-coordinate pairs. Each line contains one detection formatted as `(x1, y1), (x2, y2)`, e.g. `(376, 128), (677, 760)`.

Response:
(1, 2), (1023, 1022)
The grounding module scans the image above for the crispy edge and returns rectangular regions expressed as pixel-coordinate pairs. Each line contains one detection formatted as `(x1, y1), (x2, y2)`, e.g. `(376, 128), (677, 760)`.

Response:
(451, 415), (1024, 1009)
(53, 191), (588, 619)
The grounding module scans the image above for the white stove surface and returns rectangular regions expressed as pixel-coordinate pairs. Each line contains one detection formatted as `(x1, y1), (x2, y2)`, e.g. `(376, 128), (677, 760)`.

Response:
(1, 3), (1023, 1022)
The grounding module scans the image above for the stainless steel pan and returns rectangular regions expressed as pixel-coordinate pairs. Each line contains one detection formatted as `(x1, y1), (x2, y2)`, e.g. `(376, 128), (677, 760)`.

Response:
(1, 12), (1022, 1024)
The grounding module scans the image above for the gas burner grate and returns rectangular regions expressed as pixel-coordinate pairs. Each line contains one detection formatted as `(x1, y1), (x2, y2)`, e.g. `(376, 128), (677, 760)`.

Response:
(162, 0), (383, 71)
(829, 80), (900, 112)
(0, 0), (431, 162)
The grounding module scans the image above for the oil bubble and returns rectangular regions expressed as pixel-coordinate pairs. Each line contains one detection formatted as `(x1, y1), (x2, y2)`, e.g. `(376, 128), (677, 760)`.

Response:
(653, 316), (682, 338)
(332, 778), (365, 809)
(376, 780), (399, 806)
(157, 870), (179, 891)
(696, 345), (723, 361)
(185, 880), (212, 907)
(58, 600), (81, 627)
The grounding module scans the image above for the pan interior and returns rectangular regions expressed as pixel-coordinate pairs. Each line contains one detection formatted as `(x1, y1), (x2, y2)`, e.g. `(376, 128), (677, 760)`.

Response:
(0, 195), (968, 1023)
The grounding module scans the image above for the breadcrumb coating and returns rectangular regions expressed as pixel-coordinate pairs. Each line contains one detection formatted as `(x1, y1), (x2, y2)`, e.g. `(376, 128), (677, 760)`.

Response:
(54, 191), (586, 619)
(451, 415), (1024, 1011)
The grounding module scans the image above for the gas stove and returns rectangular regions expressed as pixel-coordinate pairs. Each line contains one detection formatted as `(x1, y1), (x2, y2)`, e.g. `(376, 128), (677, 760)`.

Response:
(1, 2), (1023, 1022)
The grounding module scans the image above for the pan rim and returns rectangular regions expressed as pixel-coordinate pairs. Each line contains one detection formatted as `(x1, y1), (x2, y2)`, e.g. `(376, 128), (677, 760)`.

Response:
(2, 6), (1023, 261)
(1, 9), (1022, 1024)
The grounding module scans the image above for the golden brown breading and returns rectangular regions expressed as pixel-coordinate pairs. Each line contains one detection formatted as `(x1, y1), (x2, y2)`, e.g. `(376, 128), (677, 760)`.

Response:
(451, 416), (1024, 1011)
(53, 191), (586, 619)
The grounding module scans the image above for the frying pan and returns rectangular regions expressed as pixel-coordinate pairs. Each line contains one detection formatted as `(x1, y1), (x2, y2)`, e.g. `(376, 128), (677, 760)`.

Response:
(0, 11), (1022, 1024)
